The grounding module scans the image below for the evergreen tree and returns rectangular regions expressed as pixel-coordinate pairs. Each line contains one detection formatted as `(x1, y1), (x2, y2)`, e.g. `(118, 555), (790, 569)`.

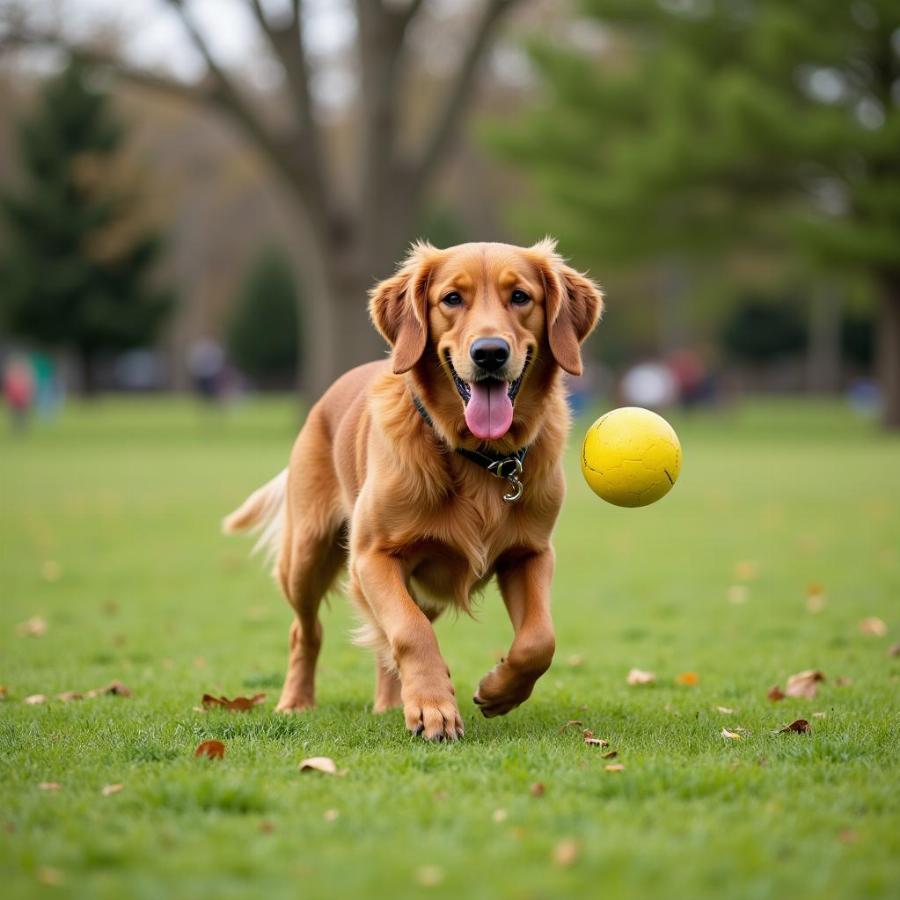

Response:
(494, 0), (900, 426)
(0, 62), (172, 391)
(227, 245), (300, 387)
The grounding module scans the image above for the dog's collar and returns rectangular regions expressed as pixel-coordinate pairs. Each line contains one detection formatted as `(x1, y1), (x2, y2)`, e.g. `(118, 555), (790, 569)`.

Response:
(411, 394), (528, 503)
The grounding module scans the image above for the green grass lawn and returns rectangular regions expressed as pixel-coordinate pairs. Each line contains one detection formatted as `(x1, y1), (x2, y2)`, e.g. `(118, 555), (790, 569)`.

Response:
(1, 397), (898, 900)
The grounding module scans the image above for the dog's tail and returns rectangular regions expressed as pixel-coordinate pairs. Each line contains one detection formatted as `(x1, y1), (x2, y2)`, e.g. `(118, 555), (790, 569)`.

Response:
(222, 468), (288, 564)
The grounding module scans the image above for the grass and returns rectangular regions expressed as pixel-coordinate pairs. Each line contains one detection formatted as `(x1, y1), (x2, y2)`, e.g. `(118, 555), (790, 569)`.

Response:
(1, 396), (899, 900)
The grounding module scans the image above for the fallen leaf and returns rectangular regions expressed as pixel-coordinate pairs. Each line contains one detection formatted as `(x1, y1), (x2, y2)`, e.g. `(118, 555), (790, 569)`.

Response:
(0, 686), (7, 700)
(721, 728), (742, 740)
(889, 642), (900, 658)
(766, 685), (785, 701)
(492, 808), (508, 823)
(416, 865), (445, 887)
(323, 809), (339, 822)
(776, 719), (810, 734)
(859, 617), (887, 637)
(201, 692), (266, 712)
(16, 616), (47, 638)
(558, 719), (583, 732)
(553, 838), (580, 866)
(584, 734), (609, 748)
(727, 585), (749, 605)
(38, 782), (61, 791)
(626, 667), (655, 686)
(194, 740), (225, 759)
(41, 560), (62, 582)
(24, 694), (47, 705)
(835, 676), (853, 687)
(86, 681), (132, 698)
(676, 671), (699, 686)
(806, 583), (826, 613)
(785, 669), (825, 699)
(604, 764), (625, 772)
(601, 750), (618, 760)
(529, 782), (545, 797)
(715, 706), (735, 714)
(259, 819), (276, 833)
(36, 867), (64, 887)
(838, 828), (858, 844)
(567, 654), (585, 668)
(299, 756), (338, 775)
(101, 783), (124, 797)
(56, 691), (83, 703)
(734, 560), (759, 581)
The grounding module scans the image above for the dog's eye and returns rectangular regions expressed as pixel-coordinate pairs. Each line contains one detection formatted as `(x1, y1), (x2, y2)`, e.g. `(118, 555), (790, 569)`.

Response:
(511, 289), (531, 306)
(442, 292), (463, 307)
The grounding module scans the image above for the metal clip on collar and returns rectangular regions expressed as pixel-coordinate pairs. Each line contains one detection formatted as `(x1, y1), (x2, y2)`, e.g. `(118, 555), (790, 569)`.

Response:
(487, 456), (524, 504)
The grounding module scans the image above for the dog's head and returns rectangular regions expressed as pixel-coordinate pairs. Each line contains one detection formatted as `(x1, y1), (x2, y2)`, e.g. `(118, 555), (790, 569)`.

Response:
(370, 239), (603, 442)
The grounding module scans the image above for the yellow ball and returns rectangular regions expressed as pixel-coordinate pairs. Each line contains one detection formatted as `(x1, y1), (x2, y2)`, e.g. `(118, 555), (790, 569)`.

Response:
(580, 407), (682, 508)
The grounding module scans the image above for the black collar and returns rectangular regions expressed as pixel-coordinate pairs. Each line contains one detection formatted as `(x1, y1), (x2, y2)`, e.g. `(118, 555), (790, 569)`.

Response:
(411, 394), (528, 503)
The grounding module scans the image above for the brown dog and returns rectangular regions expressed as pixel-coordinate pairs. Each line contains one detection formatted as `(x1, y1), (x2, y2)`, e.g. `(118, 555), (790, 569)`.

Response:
(224, 239), (602, 740)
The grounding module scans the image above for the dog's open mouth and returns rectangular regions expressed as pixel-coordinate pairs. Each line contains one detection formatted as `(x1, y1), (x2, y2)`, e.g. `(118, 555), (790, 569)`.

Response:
(445, 349), (532, 442)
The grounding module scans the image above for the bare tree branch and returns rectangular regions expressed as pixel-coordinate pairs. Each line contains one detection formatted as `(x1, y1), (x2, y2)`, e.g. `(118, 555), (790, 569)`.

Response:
(409, 0), (521, 202)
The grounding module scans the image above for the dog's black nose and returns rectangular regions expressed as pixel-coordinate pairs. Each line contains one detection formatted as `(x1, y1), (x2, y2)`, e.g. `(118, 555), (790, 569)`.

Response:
(470, 338), (510, 372)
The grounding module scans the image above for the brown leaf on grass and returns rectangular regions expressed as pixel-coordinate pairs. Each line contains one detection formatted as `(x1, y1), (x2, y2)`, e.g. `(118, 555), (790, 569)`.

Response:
(259, 819), (276, 833)
(36, 867), (64, 887)
(626, 667), (655, 686)
(776, 719), (811, 734)
(38, 782), (61, 791)
(715, 706), (735, 714)
(16, 616), (47, 638)
(889, 643), (900, 658)
(838, 828), (858, 844)
(24, 694), (47, 705)
(727, 585), (749, 605)
(604, 763), (625, 772)
(583, 731), (609, 748)
(492, 808), (508, 823)
(101, 784), (124, 797)
(57, 691), (83, 703)
(734, 560), (759, 581)
(416, 865), (445, 887)
(721, 728), (742, 740)
(676, 671), (699, 686)
(567, 654), (585, 668)
(557, 719), (583, 732)
(601, 750), (618, 759)
(553, 838), (580, 866)
(835, 676), (853, 687)
(859, 617), (887, 637)
(806, 583), (827, 614)
(194, 740), (225, 759)
(785, 669), (825, 699)
(86, 681), (132, 698)
(0, 686), (8, 700)
(766, 685), (785, 701)
(323, 809), (339, 823)
(529, 782), (545, 797)
(299, 756), (339, 775)
(201, 692), (266, 712)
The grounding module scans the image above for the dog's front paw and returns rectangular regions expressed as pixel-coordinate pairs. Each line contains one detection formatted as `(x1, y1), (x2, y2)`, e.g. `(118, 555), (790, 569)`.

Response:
(474, 662), (538, 718)
(402, 680), (463, 741)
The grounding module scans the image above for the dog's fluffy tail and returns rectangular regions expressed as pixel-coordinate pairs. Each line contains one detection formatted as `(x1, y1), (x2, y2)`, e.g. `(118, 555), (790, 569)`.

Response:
(222, 468), (288, 564)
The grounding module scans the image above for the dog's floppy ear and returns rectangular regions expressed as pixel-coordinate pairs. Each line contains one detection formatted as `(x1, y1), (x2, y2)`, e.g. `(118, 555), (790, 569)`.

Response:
(531, 237), (603, 377)
(369, 241), (438, 374)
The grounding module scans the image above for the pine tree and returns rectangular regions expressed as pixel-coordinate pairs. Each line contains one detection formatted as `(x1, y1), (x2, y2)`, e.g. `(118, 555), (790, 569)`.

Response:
(0, 62), (172, 392)
(227, 245), (300, 387)
(494, 0), (900, 426)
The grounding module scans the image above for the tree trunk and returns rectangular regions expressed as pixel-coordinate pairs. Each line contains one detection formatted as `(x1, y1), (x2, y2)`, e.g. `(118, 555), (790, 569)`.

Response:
(879, 272), (900, 429)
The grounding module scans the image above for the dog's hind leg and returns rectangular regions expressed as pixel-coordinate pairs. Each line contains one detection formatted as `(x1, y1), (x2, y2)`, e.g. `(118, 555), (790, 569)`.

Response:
(274, 414), (347, 713)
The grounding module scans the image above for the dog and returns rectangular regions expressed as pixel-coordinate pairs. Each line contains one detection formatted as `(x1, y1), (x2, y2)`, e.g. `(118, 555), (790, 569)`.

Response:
(224, 239), (602, 740)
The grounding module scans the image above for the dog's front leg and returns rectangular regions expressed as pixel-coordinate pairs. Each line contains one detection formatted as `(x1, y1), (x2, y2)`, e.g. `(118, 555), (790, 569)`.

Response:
(353, 550), (463, 741)
(474, 548), (556, 717)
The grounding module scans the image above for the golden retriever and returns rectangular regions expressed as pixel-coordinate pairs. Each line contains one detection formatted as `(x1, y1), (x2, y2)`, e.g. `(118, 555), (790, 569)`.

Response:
(224, 239), (602, 740)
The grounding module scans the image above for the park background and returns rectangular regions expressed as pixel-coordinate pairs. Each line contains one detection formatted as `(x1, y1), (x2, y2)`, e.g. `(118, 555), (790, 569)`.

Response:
(1, 2), (898, 899)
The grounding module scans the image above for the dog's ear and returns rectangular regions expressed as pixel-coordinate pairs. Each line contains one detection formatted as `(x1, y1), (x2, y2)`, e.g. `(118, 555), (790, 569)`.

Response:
(531, 237), (603, 377)
(369, 241), (438, 374)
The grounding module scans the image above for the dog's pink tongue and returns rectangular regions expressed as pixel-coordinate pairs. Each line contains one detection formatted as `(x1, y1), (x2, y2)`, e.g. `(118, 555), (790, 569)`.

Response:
(465, 381), (513, 441)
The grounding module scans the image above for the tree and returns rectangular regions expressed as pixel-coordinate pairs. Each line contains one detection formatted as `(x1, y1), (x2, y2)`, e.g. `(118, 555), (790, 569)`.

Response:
(493, 0), (900, 427)
(0, 0), (525, 400)
(228, 244), (300, 386)
(0, 61), (172, 391)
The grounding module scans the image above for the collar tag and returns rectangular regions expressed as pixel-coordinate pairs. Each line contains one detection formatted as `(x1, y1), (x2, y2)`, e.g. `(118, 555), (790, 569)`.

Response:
(487, 456), (525, 503)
